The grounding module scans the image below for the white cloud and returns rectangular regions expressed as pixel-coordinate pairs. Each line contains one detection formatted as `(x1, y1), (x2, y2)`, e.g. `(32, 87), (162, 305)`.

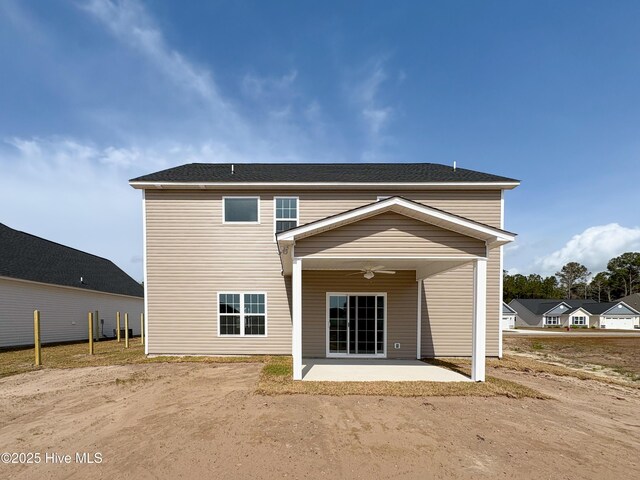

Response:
(0, 136), (252, 281)
(533, 223), (640, 275)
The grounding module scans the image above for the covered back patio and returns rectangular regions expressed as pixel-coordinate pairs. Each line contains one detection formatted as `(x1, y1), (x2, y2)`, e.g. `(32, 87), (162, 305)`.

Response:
(302, 358), (470, 382)
(276, 197), (515, 382)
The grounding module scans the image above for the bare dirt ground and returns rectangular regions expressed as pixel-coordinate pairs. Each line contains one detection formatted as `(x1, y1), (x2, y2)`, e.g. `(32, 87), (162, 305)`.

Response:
(504, 335), (640, 380)
(1, 363), (638, 479)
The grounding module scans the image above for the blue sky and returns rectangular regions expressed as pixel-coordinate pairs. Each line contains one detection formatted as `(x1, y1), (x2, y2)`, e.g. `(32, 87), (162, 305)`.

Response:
(1, 0), (640, 281)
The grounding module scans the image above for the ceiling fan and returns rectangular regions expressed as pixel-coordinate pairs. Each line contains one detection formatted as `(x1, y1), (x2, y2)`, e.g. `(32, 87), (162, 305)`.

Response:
(346, 265), (396, 280)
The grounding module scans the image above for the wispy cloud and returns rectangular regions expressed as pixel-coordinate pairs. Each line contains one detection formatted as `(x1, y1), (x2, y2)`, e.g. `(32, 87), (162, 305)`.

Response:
(241, 69), (298, 100)
(346, 57), (396, 160)
(83, 0), (219, 105)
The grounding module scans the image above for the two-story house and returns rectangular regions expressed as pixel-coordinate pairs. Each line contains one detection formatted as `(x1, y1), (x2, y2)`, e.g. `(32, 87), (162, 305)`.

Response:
(130, 163), (519, 381)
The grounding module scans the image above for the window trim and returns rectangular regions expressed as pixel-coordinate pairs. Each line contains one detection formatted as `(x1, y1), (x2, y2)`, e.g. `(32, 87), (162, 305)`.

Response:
(544, 316), (560, 326)
(273, 196), (299, 236)
(571, 316), (587, 326)
(222, 196), (261, 224)
(217, 291), (268, 337)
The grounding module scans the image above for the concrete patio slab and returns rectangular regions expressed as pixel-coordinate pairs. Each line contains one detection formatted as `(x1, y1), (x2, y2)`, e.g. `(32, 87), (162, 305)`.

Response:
(301, 358), (471, 382)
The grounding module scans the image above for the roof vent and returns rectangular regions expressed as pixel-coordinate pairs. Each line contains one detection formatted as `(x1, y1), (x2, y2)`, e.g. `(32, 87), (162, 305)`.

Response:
(453, 161), (457, 171)
(231, 164), (235, 175)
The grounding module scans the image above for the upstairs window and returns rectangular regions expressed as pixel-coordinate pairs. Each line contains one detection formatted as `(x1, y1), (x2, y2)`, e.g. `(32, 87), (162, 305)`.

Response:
(275, 197), (298, 233)
(223, 197), (259, 223)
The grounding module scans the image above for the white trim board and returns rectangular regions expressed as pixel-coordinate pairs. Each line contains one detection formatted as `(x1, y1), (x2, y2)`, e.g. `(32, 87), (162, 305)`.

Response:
(130, 181), (521, 190)
(142, 189), (149, 355)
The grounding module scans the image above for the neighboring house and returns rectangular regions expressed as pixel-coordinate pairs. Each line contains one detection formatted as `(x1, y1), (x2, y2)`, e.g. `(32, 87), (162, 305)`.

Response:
(0, 223), (144, 347)
(509, 298), (640, 330)
(501, 302), (516, 330)
(130, 163), (519, 381)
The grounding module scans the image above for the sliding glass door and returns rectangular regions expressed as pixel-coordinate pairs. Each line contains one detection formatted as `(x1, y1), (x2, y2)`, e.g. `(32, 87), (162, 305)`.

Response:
(328, 294), (386, 356)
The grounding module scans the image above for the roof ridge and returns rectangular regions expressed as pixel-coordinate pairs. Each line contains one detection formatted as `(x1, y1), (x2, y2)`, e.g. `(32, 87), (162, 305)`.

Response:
(0, 223), (116, 265)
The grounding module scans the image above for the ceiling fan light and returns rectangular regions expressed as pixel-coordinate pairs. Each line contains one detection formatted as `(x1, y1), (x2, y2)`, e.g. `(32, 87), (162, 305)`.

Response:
(363, 271), (375, 280)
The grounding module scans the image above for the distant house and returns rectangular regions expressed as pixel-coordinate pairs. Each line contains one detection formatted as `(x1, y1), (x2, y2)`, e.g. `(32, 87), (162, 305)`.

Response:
(0, 223), (144, 348)
(501, 302), (516, 330)
(509, 298), (640, 330)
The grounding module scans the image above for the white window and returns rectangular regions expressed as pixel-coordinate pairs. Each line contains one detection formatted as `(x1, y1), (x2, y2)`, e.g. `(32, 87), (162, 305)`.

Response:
(544, 316), (560, 325)
(274, 197), (298, 234)
(218, 293), (267, 336)
(572, 316), (586, 326)
(223, 197), (260, 223)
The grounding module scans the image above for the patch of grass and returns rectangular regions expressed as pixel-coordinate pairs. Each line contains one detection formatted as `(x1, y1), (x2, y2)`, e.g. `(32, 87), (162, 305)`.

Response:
(531, 341), (545, 351)
(0, 339), (266, 379)
(256, 356), (547, 399)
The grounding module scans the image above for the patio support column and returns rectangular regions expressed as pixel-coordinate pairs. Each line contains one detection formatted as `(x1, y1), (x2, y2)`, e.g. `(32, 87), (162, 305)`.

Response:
(416, 279), (423, 359)
(292, 256), (303, 380)
(471, 257), (487, 382)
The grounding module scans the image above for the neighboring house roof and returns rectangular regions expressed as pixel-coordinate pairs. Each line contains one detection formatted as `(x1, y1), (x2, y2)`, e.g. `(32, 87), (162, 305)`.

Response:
(130, 162), (520, 187)
(511, 298), (639, 316)
(510, 299), (579, 315)
(0, 223), (144, 298)
(618, 293), (640, 312)
(502, 302), (517, 315)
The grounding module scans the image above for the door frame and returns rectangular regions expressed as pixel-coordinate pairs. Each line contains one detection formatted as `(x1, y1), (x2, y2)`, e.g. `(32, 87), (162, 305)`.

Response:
(325, 292), (387, 358)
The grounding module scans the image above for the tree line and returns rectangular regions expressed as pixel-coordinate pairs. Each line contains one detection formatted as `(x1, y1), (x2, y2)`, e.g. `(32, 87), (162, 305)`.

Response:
(503, 252), (640, 303)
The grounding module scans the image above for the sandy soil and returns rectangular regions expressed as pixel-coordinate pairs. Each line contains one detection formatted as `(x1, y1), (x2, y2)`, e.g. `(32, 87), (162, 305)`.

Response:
(504, 335), (640, 378)
(0, 363), (638, 479)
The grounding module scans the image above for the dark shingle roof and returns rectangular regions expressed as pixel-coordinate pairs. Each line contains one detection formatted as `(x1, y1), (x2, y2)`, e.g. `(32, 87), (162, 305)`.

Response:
(619, 293), (640, 312)
(512, 298), (630, 315)
(130, 163), (519, 184)
(0, 223), (143, 298)
(502, 302), (517, 315)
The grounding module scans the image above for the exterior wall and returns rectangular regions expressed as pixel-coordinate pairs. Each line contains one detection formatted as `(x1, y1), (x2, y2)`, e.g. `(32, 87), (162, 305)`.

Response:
(295, 211), (485, 258)
(0, 276), (143, 348)
(510, 300), (543, 327)
(501, 314), (515, 329)
(144, 188), (503, 356)
(301, 270), (417, 359)
(566, 310), (590, 328)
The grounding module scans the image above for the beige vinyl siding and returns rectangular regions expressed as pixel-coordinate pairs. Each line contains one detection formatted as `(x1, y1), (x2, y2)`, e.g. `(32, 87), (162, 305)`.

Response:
(0, 276), (143, 348)
(295, 211), (485, 258)
(145, 188), (502, 356)
(302, 270), (417, 359)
